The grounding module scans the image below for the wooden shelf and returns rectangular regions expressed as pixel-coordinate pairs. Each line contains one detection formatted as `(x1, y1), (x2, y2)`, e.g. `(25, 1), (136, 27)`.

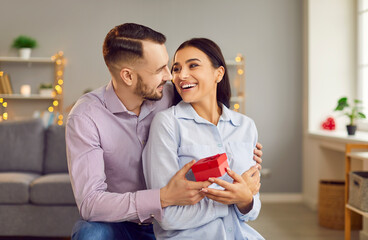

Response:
(0, 57), (54, 63)
(347, 152), (368, 161)
(225, 60), (244, 66)
(230, 96), (245, 102)
(0, 94), (56, 100)
(346, 204), (368, 218)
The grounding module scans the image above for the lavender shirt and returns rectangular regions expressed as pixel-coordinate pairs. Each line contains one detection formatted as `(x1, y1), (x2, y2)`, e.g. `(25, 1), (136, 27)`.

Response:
(66, 81), (173, 223)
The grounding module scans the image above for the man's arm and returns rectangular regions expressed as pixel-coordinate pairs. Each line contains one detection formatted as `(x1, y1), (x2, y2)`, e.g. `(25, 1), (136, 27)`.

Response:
(66, 115), (161, 222)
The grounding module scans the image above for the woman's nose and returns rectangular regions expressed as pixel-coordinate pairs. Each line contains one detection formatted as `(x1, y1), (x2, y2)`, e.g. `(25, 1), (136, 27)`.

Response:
(179, 68), (189, 79)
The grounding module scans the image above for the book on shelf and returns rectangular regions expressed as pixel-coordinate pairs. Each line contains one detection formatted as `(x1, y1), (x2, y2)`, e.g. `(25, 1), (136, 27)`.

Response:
(0, 72), (5, 94)
(3, 73), (13, 94)
(0, 72), (13, 94)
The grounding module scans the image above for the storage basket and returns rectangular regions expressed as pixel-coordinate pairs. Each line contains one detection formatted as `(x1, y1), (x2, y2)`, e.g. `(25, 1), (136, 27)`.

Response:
(349, 171), (368, 211)
(318, 180), (362, 230)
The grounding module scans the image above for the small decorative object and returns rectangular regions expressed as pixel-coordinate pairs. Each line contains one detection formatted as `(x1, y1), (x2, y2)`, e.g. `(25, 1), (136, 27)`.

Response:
(12, 35), (38, 59)
(321, 117), (336, 130)
(334, 97), (366, 135)
(191, 153), (229, 181)
(20, 84), (31, 96)
(39, 83), (53, 97)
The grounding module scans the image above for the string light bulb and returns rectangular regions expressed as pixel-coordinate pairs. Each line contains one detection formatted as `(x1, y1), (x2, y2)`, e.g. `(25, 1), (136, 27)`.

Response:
(3, 113), (8, 120)
(53, 100), (59, 106)
(2, 102), (7, 108)
(48, 106), (54, 112)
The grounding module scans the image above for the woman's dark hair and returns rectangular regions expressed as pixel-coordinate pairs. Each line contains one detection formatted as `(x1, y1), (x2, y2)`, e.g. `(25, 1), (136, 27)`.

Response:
(172, 38), (231, 108)
(103, 23), (166, 70)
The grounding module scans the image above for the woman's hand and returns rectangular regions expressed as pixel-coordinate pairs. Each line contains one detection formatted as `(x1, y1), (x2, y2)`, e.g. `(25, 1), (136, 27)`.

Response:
(201, 166), (260, 214)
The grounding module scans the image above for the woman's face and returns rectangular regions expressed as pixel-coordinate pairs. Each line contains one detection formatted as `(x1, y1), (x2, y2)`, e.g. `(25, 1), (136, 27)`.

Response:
(172, 46), (223, 104)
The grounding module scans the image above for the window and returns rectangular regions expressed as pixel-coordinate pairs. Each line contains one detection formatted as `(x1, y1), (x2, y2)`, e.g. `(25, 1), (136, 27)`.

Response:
(358, 0), (368, 130)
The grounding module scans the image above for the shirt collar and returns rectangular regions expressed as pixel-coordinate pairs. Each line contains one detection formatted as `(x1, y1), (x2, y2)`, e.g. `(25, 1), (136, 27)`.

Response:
(104, 80), (156, 116)
(175, 101), (240, 127)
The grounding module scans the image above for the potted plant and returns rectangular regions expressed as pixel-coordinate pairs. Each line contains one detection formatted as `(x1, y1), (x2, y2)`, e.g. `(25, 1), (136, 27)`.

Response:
(12, 35), (38, 59)
(39, 83), (53, 97)
(334, 97), (366, 135)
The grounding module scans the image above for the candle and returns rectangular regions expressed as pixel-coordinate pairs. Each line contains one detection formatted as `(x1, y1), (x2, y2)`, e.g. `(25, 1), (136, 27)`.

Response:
(20, 85), (31, 96)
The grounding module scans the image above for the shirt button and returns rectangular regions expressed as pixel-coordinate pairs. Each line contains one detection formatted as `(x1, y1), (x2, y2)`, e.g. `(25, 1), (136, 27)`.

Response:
(218, 144), (222, 147)
(150, 214), (155, 218)
(228, 227), (232, 232)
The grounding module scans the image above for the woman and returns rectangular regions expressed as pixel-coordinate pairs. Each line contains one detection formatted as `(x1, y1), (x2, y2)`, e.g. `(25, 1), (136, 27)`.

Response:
(142, 38), (263, 239)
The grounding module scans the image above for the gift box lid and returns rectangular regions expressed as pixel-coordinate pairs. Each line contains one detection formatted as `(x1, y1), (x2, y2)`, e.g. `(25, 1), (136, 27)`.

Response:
(192, 153), (228, 172)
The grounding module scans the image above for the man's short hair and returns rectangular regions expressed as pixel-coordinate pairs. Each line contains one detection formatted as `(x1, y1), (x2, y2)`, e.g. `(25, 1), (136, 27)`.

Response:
(103, 23), (166, 72)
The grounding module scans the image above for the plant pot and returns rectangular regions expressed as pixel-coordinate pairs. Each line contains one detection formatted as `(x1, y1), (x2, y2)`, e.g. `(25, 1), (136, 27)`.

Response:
(39, 88), (53, 97)
(346, 125), (357, 136)
(19, 48), (31, 59)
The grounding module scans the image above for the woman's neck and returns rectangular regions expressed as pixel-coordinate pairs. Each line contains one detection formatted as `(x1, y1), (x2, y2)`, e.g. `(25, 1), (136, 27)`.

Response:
(191, 98), (222, 125)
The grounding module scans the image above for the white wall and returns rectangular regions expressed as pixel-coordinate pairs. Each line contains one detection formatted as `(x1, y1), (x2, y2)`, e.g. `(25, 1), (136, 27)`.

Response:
(0, 0), (303, 193)
(307, 0), (356, 131)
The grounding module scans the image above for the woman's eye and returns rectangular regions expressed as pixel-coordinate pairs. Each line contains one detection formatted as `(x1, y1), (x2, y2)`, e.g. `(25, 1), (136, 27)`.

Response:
(172, 67), (180, 73)
(189, 63), (198, 68)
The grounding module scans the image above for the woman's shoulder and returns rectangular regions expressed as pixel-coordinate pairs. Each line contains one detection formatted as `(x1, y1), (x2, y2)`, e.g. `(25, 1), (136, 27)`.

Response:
(224, 106), (256, 127)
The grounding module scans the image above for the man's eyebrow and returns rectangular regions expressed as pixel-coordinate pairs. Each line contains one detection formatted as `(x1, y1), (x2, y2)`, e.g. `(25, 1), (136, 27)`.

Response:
(156, 64), (167, 73)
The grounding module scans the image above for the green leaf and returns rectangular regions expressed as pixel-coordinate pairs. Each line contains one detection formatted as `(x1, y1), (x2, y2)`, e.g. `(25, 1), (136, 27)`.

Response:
(334, 97), (349, 111)
(354, 99), (362, 104)
(358, 112), (366, 119)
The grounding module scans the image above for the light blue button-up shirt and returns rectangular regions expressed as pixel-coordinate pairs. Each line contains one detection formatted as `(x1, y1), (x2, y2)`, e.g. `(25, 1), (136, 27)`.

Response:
(143, 101), (264, 240)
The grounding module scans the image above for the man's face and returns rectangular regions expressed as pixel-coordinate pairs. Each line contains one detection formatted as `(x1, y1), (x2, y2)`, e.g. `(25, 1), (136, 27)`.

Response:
(134, 41), (172, 101)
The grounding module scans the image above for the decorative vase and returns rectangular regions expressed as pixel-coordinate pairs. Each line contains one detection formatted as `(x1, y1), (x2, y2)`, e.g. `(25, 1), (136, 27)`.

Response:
(19, 48), (31, 59)
(346, 125), (357, 136)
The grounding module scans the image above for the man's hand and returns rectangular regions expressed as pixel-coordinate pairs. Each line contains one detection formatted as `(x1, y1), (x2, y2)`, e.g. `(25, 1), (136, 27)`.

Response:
(160, 160), (212, 208)
(254, 142), (263, 168)
(201, 167), (259, 214)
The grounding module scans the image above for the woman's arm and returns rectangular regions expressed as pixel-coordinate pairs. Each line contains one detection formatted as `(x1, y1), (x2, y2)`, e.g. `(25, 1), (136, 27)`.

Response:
(142, 111), (228, 230)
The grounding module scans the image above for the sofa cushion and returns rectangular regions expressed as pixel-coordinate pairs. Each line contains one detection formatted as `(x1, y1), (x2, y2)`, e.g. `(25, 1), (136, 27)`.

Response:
(0, 172), (40, 204)
(0, 119), (44, 173)
(44, 125), (68, 174)
(30, 173), (75, 205)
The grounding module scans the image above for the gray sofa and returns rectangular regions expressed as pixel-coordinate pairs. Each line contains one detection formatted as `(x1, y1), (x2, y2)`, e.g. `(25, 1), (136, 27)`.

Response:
(0, 119), (80, 237)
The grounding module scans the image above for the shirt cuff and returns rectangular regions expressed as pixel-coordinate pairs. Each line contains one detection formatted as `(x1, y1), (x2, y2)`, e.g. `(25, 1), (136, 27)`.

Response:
(234, 196), (258, 222)
(136, 189), (163, 222)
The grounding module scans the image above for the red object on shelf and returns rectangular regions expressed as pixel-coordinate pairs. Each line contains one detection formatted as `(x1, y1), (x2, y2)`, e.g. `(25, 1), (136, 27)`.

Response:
(191, 153), (229, 181)
(321, 117), (336, 130)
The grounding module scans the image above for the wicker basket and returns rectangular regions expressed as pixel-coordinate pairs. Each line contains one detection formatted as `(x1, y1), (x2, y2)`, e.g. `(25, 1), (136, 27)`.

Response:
(318, 180), (362, 230)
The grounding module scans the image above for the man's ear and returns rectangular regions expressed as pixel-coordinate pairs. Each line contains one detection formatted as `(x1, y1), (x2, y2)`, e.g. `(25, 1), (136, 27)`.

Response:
(215, 66), (225, 83)
(120, 68), (134, 86)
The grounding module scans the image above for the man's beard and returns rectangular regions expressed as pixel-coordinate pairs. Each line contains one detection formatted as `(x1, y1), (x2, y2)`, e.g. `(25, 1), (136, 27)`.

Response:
(134, 74), (164, 101)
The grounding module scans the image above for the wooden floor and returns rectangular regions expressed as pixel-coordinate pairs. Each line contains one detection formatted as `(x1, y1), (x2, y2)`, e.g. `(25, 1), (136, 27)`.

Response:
(248, 202), (360, 240)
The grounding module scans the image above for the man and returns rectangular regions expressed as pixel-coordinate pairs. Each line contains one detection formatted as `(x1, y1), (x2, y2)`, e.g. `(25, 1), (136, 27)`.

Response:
(66, 23), (263, 240)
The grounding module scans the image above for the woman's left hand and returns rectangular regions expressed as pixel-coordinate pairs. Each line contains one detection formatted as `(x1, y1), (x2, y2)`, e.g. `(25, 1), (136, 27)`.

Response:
(201, 166), (259, 214)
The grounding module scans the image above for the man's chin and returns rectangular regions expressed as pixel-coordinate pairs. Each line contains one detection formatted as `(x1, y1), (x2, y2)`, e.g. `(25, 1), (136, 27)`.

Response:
(144, 94), (163, 101)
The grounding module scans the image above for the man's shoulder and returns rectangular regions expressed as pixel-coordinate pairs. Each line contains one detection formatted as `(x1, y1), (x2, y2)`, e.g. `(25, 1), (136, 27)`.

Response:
(69, 86), (106, 117)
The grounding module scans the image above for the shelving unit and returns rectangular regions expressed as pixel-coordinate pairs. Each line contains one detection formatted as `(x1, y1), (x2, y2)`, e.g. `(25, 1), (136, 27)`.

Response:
(0, 52), (65, 124)
(345, 144), (368, 240)
(226, 54), (246, 114)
